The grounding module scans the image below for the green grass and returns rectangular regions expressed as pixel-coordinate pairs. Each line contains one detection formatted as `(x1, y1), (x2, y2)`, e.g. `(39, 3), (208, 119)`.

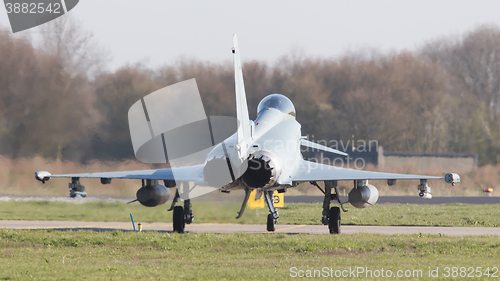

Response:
(282, 203), (500, 227)
(0, 200), (500, 227)
(0, 230), (499, 280)
(1, 201), (499, 280)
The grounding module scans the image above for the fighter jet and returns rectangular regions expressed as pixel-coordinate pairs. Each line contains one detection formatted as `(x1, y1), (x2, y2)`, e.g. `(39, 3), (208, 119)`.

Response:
(35, 35), (460, 234)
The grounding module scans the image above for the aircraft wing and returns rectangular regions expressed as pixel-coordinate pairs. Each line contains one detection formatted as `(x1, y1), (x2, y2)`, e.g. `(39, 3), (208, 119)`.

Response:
(292, 160), (443, 182)
(37, 164), (204, 181)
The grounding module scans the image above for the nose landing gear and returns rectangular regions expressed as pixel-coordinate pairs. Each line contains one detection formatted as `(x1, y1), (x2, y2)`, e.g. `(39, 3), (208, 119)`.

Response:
(264, 190), (279, 232)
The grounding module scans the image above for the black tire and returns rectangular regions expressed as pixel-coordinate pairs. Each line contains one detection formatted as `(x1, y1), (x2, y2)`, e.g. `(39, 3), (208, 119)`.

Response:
(173, 206), (185, 233)
(328, 207), (341, 234)
(267, 214), (275, 232)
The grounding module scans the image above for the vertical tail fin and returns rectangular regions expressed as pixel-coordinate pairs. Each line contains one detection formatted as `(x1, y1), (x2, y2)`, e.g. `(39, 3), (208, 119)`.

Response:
(232, 34), (251, 156)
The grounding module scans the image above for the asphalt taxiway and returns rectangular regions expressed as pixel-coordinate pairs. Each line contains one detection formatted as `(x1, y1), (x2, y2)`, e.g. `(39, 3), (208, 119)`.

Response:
(1, 220), (499, 236)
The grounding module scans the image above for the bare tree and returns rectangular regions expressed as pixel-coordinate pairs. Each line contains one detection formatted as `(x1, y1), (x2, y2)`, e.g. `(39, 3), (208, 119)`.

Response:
(39, 16), (109, 78)
(422, 24), (500, 164)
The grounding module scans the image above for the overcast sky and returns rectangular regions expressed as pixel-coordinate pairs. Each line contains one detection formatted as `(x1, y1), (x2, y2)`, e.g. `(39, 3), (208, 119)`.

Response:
(2, 0), (500, 70)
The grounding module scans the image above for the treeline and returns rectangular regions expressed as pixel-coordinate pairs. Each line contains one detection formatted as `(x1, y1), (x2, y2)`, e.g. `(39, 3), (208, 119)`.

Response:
(0, 20), (499, 165)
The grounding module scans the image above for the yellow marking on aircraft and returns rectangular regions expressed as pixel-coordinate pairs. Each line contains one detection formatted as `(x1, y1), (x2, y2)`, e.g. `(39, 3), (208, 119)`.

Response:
(248, 190), (284, 209)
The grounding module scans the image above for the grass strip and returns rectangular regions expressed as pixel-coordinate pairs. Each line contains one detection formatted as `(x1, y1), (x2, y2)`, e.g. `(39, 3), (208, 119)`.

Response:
(0, 229), (499, 280)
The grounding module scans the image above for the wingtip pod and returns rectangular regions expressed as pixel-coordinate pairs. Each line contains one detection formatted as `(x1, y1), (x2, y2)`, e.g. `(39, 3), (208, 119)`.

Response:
(35, 171), (51, 183)
(445, 173), (460, 186)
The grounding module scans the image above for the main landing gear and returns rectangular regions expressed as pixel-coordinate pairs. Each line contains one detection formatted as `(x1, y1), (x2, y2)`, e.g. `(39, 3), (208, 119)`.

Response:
(69, 177), (87, 198)
(311, 180), (345, 234)
(168, 182), (194, 233)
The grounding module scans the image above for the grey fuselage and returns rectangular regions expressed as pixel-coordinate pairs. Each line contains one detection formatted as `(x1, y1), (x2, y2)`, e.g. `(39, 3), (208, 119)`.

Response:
(205, 97), (302, 191)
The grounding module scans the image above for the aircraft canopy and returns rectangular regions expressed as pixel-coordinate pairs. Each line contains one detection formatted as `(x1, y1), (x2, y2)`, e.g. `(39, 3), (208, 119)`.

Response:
(257, 94), (296, 117)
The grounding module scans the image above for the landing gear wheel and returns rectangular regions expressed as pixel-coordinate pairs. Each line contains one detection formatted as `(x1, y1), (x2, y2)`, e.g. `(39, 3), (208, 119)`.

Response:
(267, 214), (275, 232)
(328, 207), (341, 234)
(173, 206), (185, 233)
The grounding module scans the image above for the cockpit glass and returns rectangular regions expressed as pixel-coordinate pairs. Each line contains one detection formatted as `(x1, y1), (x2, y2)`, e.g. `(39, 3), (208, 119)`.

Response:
(257, 94), (296, 117)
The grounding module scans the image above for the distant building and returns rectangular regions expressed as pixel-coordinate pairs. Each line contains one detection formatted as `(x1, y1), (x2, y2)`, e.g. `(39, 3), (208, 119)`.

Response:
(378, 147), (477, 172)
(308, 146), (477, 172)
